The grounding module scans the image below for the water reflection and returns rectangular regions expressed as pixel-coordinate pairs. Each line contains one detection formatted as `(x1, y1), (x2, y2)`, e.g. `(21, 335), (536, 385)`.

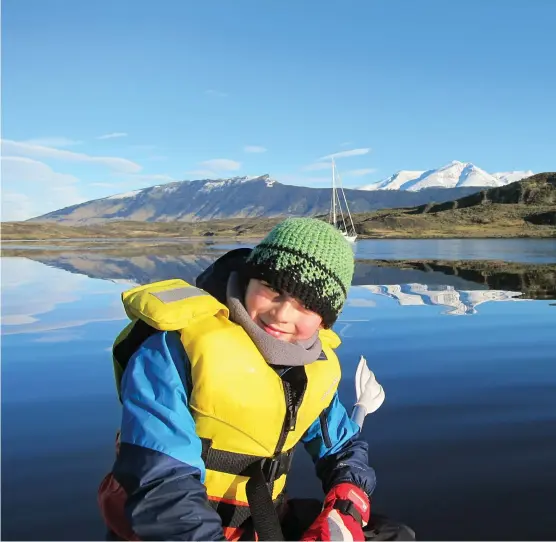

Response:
(2, 250), (217, 288)
(1, 258), (130, 339)
(361, 285), (526, 315)
(2, 243), (556, 541)
(362, 259), (556, 300)
(2, 247), (554, 303)
(353, 238), (556, 263)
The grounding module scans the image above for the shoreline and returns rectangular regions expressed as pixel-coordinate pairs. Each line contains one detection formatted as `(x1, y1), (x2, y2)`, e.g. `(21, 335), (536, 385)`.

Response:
(2, 230), (555, 245)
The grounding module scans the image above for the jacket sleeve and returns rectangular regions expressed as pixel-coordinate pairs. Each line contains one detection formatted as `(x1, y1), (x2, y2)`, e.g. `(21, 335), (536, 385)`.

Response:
(300, 392), (377, 499)
(113, 330), (225, 541)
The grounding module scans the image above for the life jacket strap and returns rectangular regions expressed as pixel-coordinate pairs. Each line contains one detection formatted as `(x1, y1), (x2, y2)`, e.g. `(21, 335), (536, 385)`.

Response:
(200, 438), (294, 481)
(245, 462), (285, 541)
(201, 438), (292, 540)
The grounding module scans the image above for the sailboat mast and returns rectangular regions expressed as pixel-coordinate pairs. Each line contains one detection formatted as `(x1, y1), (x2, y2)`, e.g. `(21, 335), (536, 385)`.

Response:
(332, 159), (337, 226)
(338, 171), (356, 234)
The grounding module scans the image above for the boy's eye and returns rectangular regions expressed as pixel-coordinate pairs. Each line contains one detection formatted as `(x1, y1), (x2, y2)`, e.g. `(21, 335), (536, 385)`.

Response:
(261, 281), (280, 295)
(270, 286), (282, 295)
(260, 281), (310, 310)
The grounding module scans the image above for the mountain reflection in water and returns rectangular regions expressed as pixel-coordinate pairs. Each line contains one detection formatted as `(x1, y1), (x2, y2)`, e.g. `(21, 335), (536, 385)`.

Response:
(361, 285), (526, 315)
(3, 247), (555, 306)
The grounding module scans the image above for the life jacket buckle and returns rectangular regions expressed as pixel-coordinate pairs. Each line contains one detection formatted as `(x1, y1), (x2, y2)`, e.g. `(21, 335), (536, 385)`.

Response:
(260, 456), (282, 483)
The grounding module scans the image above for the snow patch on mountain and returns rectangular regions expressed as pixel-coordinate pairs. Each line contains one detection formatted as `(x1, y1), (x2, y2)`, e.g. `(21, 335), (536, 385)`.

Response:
(199, 175), (272, 193)
(492, 170), (534, 184)
(359, 170), (425, 191)
(153, 183), (182, 194)
(403, 161), (498, 191)
(106, 189), (145, 200)
(200, 179), (235, 193)
(359, 161), (534, 191)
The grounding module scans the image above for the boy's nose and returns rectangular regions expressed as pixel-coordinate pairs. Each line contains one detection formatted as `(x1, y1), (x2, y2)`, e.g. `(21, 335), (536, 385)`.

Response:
(273, 299), (295, 322)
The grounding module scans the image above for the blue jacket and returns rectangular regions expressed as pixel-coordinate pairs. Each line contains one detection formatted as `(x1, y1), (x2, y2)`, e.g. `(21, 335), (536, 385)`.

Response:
(109, 249), (376, 540)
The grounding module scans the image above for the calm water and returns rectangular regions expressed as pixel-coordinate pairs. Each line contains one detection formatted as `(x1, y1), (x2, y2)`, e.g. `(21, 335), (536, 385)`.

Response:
(2, 238), (556, 541)
(210, 238), (556, 263)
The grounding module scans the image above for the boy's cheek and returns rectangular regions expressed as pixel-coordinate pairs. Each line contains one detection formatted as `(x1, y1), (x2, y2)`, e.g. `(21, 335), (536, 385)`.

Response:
(294, 320), (322, 341)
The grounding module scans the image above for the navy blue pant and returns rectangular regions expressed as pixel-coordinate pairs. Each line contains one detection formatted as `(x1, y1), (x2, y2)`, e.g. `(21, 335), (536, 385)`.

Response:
(107, 498), (416, 541)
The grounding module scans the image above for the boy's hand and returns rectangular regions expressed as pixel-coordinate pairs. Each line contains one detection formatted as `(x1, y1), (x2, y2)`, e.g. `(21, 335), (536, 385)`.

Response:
(300, 483), (370, 541)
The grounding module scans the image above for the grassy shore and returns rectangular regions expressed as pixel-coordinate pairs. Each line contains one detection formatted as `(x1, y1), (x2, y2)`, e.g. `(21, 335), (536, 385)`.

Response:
(2, 204), (555, 243)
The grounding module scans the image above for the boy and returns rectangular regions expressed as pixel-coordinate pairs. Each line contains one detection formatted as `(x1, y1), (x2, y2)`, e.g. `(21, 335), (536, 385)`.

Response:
(98, 218), (410, 541)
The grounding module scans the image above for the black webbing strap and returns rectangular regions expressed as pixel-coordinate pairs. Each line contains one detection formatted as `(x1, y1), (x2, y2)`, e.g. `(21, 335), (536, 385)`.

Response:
(200, 438), (293, 479)
(207, 491), (287, 530)
(334, 499), (364, 526)
(245, 462), (285, 540)
(200, 438), (292, 540)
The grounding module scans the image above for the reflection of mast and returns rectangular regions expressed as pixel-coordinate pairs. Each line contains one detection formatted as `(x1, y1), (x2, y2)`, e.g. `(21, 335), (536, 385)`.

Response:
(359, 284), (525, 315)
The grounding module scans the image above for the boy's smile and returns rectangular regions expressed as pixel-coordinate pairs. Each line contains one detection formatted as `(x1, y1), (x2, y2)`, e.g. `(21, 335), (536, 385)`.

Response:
(244, 279), (323, 343)
(257, 318), (290, 339)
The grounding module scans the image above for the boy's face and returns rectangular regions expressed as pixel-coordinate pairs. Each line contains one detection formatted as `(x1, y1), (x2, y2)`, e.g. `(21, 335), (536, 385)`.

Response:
(244, 279), (323, 343)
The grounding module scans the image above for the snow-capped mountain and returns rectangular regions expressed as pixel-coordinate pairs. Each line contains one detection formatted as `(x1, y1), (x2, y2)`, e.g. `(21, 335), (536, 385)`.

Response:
(359, 170), (425, 191)
(29, 174), (481, 224)
(493, 170), (535, 184)
(404, 161), (500, 191)
(360, 161), (534, 191)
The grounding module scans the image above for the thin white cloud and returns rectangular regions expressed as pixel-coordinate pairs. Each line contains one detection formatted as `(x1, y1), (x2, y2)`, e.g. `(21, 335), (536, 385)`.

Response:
(340, 141), (352, 147)
(24, 136), (82, 147)
(97, 132), (128, 140)
(205, 89), (228, 97)
(244, 145), (267, 153)
(1, 139), (142, 173)
(199, 158), (241, 171)
(3, 314), (39, 326)
(1, 156), (86, 221)
(1, 192), (35, 222)
(303, 162), (332, 171)
(344, 168), (377, 177)
(1, 156), (79, 184)
(319, 148), (371, 160)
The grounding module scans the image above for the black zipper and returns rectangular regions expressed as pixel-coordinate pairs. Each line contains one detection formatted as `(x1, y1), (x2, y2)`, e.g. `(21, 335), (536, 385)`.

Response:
(274, 380), (295, 455)
(319, 410), (332, 449)
(273, 367), (307, 456)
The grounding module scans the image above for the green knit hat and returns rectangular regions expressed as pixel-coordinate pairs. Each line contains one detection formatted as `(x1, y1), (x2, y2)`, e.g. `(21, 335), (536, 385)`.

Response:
(244, 217), (355, 327)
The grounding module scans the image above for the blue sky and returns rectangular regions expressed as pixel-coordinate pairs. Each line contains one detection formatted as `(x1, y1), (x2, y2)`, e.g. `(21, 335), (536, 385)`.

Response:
(2, 0), (555, 220)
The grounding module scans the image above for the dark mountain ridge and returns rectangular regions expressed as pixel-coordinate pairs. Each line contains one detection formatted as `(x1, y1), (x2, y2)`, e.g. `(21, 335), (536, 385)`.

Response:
(28, 174), (486, 225)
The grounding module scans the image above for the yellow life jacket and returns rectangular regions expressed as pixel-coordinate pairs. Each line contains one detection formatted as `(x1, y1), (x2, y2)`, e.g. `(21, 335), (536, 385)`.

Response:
(113, 279), (342, 532)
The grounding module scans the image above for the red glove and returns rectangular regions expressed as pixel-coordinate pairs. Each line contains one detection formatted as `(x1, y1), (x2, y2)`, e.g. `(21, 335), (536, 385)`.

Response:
(300, 483), (370, 541)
